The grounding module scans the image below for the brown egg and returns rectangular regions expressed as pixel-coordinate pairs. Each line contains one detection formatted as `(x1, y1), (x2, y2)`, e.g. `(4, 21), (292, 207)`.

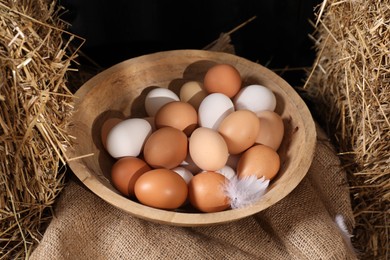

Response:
(188, 171), (230, 213)
(101, 118), (123, 149)
(189, 127), (229, 171)
(203, 64), (241, 98)
(143, 126), (188, 169)
(111, 157), (151, 197)
(255, 111), (284, 151)
(134, 169), (188, 210)
(155, 101), (198, 136)
(218, 110), (260, 154)
(237, 144), (280, 180)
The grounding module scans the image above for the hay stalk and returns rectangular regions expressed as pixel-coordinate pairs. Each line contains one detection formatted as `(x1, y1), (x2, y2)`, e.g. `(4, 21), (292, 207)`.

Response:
(0, 1), (83, 258)
(304, 1), (390, 258)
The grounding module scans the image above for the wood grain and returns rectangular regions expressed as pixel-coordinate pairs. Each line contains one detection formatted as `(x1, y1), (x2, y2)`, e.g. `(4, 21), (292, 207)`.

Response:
(66, 50), (316, 226)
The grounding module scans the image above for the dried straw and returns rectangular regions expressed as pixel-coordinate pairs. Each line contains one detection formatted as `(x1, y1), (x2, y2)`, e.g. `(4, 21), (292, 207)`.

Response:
(3, 0), (387, 258)
(0, 0), (83, 259)
(303, 0), (389, 259)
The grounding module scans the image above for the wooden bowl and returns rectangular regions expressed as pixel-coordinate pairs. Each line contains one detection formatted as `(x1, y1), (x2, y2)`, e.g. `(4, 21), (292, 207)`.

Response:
(66, 50), (316, 226)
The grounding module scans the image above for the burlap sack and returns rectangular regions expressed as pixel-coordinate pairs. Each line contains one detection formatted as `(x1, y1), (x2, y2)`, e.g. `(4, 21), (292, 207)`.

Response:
(31, 125), (357, 260)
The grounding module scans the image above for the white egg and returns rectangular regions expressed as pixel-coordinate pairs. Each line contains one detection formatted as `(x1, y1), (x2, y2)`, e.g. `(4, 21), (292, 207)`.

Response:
(198, 93), (234, 130)
(106, 118), (152, 158)
(172, 167), (194, 184)
(145, 88), (179, 116)
(216, 165), (236, 180)
(233, 84), (276, 115)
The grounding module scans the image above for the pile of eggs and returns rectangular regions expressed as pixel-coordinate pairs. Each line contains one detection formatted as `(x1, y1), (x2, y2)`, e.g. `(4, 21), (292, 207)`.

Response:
(101, 63), (285, 213)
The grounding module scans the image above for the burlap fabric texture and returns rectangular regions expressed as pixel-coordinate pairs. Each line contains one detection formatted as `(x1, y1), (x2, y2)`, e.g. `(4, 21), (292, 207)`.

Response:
(31, 125), (357, 260)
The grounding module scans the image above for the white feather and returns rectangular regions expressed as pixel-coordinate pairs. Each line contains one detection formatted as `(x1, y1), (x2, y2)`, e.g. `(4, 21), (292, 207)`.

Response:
(335, 214), (357, 254)
(335, 214), (352, 238)
(223, 175), (269, 209)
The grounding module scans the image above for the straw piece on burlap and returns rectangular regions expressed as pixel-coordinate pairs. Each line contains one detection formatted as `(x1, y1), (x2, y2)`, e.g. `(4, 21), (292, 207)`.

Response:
(30, 125), (357, 260)
(303, 1), (389, 258)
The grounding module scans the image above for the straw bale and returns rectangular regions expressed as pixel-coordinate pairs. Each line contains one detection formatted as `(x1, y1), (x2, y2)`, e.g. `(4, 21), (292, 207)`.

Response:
(0, 0), (82, 258)
(304, 0), (389, 258)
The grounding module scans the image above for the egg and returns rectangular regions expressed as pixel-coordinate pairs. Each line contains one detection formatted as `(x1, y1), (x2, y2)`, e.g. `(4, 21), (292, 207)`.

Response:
(198, 93), (234, 130)
(218, 110), (260, 154)
(216, 165), (236, 180)
(233, 84), (276, 115)
(134, 169), (188, 210)
(189, 127), (229, 171)
(203, 64), (241, 98)
(143, 126), (188, 169)
(106, 118), (152, 158)
(255, 111), (284, 151)
(111, 157), (151, 197)
(172, 166), (194, 184)
(188, 171), (230, 213)
(101, 117), (123, 149)
(155, 101), (198, 136)
(179, 81), (207, 110)
(237, 144), (280, 180)
(145, 87), (180, 116)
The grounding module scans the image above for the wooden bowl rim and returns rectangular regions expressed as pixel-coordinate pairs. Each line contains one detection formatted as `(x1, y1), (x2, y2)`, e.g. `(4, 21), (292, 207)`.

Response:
(67, 49), (316, 226)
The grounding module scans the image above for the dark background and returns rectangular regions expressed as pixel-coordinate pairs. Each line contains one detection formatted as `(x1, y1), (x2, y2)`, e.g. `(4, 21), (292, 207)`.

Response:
(60, 0), (322, 88)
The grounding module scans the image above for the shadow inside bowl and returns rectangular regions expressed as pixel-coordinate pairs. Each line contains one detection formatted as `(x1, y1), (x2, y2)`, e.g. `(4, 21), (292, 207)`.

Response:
(91, 110), (126, 180)
(183, 60), (218, 80)
(130, 86), (160, 118)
